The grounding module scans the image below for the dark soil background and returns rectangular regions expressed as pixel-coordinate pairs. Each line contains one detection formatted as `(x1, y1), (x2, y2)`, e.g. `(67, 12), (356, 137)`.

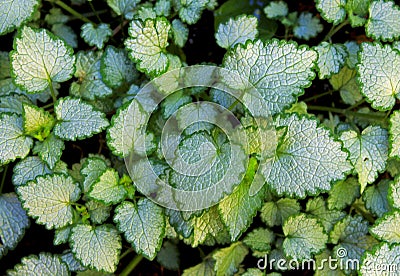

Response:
(0, 0), (384, 275)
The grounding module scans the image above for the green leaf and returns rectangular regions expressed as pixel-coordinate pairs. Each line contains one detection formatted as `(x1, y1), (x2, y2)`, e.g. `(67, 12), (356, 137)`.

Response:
(306, 197), (346, 233)
(316, 0), (346, 25)
(366, 0), (400, 41)
(223, 39), (317, 115)
(314, 42), (348, 79)
(12, 156), (52, 186)
(171, 19), (189, 47)
(282, 213), (328, 260)
(293, 12), (323, 40)
(45, 8), (69, 25)
(10, 26), (75, 93)
(363, 179), (391, 217)
(389, 176), (400, 209)
(243, 228), (274, 252)
(328, 177), (360, 210)
(107, 100), (148, 157)
(262, 114), (351, 197)
(80, 157), (108, 193)
(218, 158), (265, 241)
(0, 94), (31, 115)
(17, 174), (81, 229)
(85, 200), (112, 225)
(70, 224), (121, 273)
(344, 41), (360, 69)
(183, 257), (216, 276)
(263, 1), (288, 19)
(7, 253), (69, 275)
(389, 110), (400, 159)
(52, 23), (78, 49)
(54, 226), (71, 245)
(125, 17), (171, 76)
(178, 0), (209, 25)
(215, 15), (258, 49)
(156, 241), (180, 271)
(100, 46), (138, 89)
(155, 0), (171, 17)
(330, 66), (362, 105)
(314, 249), (346, 276)
(357, 43), (400, 110)
(260, 198), (300, 227)
(213, 242), (248, 276)
(33, 134), (65, 170)
(0, 0), (40, 35)
(161, 90), (191, 119)
(70, 51), (113, 100)
(61, 251), (86, 272)
(360, 242), (400, 275)
(107, 0), (140, 19)
(81, 23), (112, 49)
(114, 199), (165, 259)
(0, 113), (33, 165)
(166, 208), (194, 238)
(0, 193), (29, 258)
(370, 210), (400, 244)
(22, 103), (55, 141)
(340, 126), (388, 192)
(54, 97), (109, 141)
(330, 215), (377, 270)
(88, 168), (126, 205)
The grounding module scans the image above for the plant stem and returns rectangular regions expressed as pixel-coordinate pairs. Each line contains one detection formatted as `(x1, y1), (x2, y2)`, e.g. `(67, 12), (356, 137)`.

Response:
(120, 248), (134, 259)
(120, 254), (143, 276)
(53, 0), (95, 24)
(88, 0), (102, 23)
(323, 19), (349, 42)
(303, 90), (334, 102)
(0, 165), (8, 194)
(307, 105), (387, 121)
(345, 99), (366, 111)
(48, 81), (57, 104)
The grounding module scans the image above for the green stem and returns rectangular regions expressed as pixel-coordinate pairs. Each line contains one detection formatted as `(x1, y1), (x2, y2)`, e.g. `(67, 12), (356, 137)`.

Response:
(303, 90), (334, 102)
(323, 19), (349, 42)
(352, 203), (375, 224)
(48, 80), (57, 104)
(0, 165), (8, 194)
(307, 105), (387, 121)
(120, 254), (143, 276)
(120, 248), (134, 259)
(345, 99), (366, 111)
(88, 0), (102, 23)
(53, 0), (94, 24)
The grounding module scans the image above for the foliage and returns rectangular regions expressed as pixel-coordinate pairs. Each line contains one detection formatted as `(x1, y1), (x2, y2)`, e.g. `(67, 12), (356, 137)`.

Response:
(0, 0), (400, 275)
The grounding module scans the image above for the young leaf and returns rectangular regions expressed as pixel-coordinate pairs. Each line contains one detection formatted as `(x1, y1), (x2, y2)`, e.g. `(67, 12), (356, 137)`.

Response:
(81, 23), (112, 49)
(166, 208), (194, 238)
(100, 46), (138, 89)
(357, 43), (400, 110)
(389, 176), (400, 209)
(243, 228), (274, 252)
(7, 253), (69, 275)
(366, 0), (400, 42)
(80, 157), (108, 193)
(54, 226), (72, 246)
(215, 15), (258, 49)
(264, 1), (288, 19)
(33, 134), (65, 170)
(314, 42), (348, 79)
(12, 156), (51, 186)
(171, 19), (189, 47)
(0, 0), (40, 35)
(45, 8), (69, 25)
(260, 198), (300, 227)
(17, 174), (81, 229)
(282, 213), (328, 260)
(2, 113), (32, 166)
(344, 41), (360, 69)
(306, 197), (346, 233)
(370, 210), (400, 244)
(0, 193), (30, 257)
(114, 199), (165, 259)
(54, 97), (109, 141)
(22, 103), (55, 141)
(85, 200), (112, 225)
(363, 179), (391, 217)
(107, 100), (148, 157)
(51, 23), (78, 49)
(389, 110), (400, 159)
(328, 177), (360, 210)
(156, 241), (180, 271)
(212, 242), (248, 276)
(71, 51), (113, 100)
(223, 39), (317, 115)
(70, 224), (121, 273)
(340, 126), (388, 192)
(178, 0), (209, 25)
(10, 26), (75, 93)
(262, 114), (351, 198)
(293, 12), (323, 40)
(316, 0), (346, 25)
(88, 168), (126, 205)
(107, 0), (140, 19)
(182, 257), (215, 276)
(125, 17), (171, 76)
(191, 206), (226, 247)
(330, 66), (362, 105)
(360, 243), (400, 275)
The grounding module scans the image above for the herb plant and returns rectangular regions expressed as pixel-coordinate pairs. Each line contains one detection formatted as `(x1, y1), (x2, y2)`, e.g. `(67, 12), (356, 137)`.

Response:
(1, 0), (400, 275)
